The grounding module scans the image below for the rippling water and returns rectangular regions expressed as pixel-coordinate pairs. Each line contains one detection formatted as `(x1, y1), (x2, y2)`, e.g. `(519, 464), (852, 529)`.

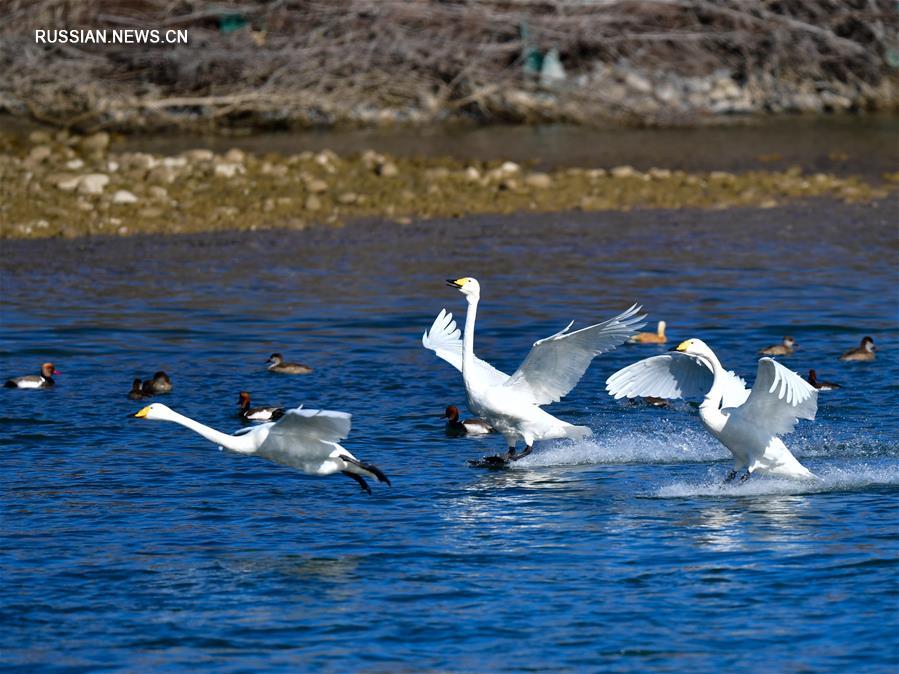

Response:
(2, 201), (897, 672)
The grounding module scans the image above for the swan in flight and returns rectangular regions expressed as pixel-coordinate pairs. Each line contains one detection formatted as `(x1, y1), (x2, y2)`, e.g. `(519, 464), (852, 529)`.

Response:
(606, 338), (817, 481)
(423, 277), (644, 466)
(131, 403), (390, 493)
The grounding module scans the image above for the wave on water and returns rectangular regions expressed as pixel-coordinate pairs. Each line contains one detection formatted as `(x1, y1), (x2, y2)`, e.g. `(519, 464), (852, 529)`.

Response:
(516, 423), (727, 468)
(653, 463), (899, 498)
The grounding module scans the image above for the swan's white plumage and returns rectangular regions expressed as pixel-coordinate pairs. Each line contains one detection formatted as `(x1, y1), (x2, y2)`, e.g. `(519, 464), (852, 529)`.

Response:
(132, 403), (386, 485)
(732, 358), (817, 437)
(606, 340), (817, 479)
(422, 308), (509, 387)
(425, 277), (644, 451)
(504, 304), (645, 405)
(606, 352), (750, 408)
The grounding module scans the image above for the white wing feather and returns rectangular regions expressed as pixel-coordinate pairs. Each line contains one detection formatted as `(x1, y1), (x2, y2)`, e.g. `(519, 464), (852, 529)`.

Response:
(503, 304), (646, 405)
(422, 308), (509, 387)
(730, 358), (817, 436)
(606, 352), (750, 408)
(254, 408), (353, 467)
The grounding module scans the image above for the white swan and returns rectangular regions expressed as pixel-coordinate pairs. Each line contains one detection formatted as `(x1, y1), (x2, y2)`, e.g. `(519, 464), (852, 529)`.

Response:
(423, 277), (644, 466)
(606, 338), (817, 481)
(131, 403), (390, 493)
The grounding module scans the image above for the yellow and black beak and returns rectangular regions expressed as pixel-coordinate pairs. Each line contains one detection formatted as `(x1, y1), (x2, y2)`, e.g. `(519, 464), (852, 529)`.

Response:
(673, 340), (691, 352)
(131, 406), (151, 418)
(446, 278), (464, 289)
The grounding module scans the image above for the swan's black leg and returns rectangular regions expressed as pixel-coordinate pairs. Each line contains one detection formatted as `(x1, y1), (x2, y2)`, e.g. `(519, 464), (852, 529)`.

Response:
(724, 470), (738, 483)
(341, 470), (372, 494)
(511, 445), (532, 461)
(469, 448), (515, 468)
(739, 470), (751, 483)
(340, 455), (391, 485)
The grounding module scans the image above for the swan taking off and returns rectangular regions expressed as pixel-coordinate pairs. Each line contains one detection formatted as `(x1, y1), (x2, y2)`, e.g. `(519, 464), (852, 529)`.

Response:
(423, 277), (644, 467)
(606, 338), (817, 481)
(131, 403), (390, 494)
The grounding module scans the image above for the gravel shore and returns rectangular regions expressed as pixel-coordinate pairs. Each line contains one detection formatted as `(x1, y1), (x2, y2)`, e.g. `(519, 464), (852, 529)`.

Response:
(1, 129), (895, 240)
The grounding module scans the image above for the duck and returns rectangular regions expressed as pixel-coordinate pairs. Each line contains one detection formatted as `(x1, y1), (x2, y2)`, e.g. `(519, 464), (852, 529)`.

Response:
(628, 320), (667, 344)
(759, 336), (796, 356)
(238, 391), (285, 422)
(266, 353), (312, 374)
(807, 369), (841, 391)
(444, 405), (494, 436)
(607, 338), (817, 481)
(141, 371), (172, 395)
(423, 277), (644, 467)
(839, 336), (876, 362)
(4, 362), (59, 389)
(131, 403), (389, 494)
(128, 378), (148, 400)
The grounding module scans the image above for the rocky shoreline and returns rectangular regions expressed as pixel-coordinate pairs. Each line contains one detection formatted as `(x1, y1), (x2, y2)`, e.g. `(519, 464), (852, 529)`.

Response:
(1, 129), (896, 240)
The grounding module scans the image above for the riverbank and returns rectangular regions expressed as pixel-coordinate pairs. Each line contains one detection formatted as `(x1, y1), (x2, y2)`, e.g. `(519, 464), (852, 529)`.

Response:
(1, 127), (896, 240)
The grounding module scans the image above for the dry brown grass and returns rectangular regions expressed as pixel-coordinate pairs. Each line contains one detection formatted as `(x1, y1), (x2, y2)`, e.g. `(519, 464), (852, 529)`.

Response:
(1, 0), (896, 131)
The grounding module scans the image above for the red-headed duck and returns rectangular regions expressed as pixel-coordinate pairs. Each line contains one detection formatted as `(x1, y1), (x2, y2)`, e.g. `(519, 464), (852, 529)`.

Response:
(4, 362), (59, 389)
(238, 391), (285, 422)
(807, 370), (841, 391)
(444, 405), (494, 436)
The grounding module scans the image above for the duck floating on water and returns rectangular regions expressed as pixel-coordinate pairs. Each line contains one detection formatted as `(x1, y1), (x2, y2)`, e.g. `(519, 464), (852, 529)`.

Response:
(128, 378), (148, 400)
(807, 369), (841, 391)
(759, 336), (796, 356)
(839, 336), (876, 362)
(238, 391), (285, 422)
(4, 362), (59, 389)
(266, 353), (312, 375)
(628, 321), (667, 344)
(141, 371), (172, 395)
(444, 405), (494, 436)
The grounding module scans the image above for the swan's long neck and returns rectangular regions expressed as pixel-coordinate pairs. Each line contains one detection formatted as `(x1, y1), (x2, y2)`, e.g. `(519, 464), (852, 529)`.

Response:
(161, 409), (255, 453)
(699, 351), (727, 416)
(462, 295), (479, 379)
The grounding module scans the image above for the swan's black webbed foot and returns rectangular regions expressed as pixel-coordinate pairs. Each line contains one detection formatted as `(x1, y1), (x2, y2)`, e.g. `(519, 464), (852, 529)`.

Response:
(468, 448), (515, 469)
(724, 470), (738, 483)
(342, 470), (372, 494)
(341, 455), (391, 486)
(510, 446), (532, 461)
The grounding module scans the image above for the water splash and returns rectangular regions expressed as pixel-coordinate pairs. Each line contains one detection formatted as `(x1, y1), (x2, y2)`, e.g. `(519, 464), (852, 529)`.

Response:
(653, 462), (899, 498)
(517, 423), (726, 467)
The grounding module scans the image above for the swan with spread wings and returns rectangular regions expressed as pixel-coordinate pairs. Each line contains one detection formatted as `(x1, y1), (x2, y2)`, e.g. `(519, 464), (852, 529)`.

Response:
(606, 338), (817, 481)
(423, 277), (644, 467)
(131, 403), (390, 494)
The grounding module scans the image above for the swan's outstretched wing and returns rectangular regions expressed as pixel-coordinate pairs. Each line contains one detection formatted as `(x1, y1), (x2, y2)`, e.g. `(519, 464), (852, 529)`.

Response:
(257, 408), (353, 465)
(504, 304), (645, 405)
(422, 308), (509, 387)
(606, 352), (750, 407)
(730, 358), (817, 436)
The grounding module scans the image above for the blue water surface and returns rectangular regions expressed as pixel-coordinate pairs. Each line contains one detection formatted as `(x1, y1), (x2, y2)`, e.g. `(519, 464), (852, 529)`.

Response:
(1, 202), (897, 672)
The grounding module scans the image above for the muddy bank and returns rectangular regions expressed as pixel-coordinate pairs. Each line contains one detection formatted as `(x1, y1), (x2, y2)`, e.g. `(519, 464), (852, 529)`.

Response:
(1, 129), (896, 240)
